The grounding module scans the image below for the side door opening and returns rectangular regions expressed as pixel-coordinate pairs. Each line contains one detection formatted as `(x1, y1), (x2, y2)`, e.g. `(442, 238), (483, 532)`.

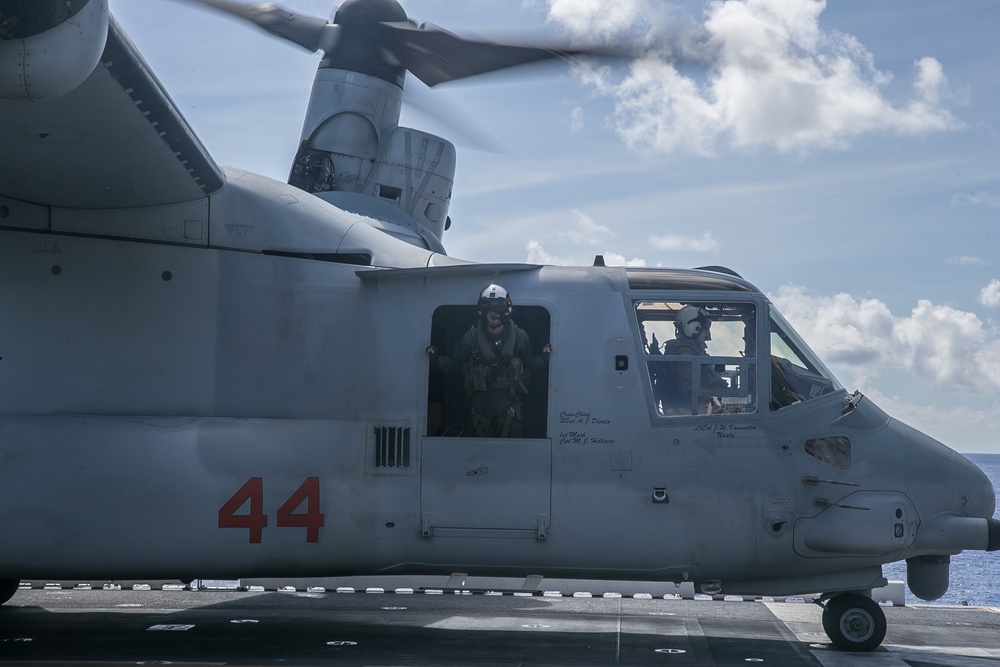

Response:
(420, 303), (552, 539)
(426, 304), (551, 438)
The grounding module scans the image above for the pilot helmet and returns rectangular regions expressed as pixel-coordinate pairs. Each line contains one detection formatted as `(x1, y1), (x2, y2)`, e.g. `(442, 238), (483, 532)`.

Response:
(675, 305), (710, 338)
(477, 284), (513, 320)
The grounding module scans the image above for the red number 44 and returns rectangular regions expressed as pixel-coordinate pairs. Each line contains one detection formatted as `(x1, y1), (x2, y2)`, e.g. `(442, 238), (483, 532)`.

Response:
(218, 477), (325, 543)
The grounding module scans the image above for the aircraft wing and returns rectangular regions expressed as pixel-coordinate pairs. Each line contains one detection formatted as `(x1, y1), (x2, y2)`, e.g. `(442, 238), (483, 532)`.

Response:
(0, 11), (224, 210)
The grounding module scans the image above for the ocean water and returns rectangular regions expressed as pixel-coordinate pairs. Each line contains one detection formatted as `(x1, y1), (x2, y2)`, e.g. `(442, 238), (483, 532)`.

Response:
(882, 452), (1000, 606)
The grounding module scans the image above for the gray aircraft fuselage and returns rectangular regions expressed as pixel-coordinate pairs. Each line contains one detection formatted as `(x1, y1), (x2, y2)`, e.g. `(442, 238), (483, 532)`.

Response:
(0, 180), (991, 598)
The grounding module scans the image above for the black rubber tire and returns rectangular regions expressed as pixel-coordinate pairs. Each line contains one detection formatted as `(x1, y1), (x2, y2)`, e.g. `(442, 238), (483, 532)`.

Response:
(0, 579), (19, 605)
(822, 593), (887, 652)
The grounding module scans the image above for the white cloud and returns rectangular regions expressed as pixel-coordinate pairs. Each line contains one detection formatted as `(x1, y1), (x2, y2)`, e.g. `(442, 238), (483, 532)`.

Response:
(526, 239), (574, 265)
(545, 0), (960, 154)
(568, 105), (585, 132)
(648, 231), (720, 253)
(545, 0), (654, 42)
(979, 279), (1000, 308)
(557, 210), (614, 244)
(951, 191), (1000, 207)
(601, 251), (647, 266)
(525, 240), (649, 266)
(913, 56), (946, 106)
(850, 382), (1000, 454)
(948, 255), (992, 267)
(771, 285), (1000, 394)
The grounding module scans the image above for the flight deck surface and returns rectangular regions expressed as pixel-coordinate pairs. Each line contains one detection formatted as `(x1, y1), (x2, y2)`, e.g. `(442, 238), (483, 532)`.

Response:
(2, 586), (999, 666)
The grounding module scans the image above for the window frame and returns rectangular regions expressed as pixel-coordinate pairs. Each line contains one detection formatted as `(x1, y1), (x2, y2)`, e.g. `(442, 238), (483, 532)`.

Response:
(767, 305), (844, 412)
(630, 294), (764, 422)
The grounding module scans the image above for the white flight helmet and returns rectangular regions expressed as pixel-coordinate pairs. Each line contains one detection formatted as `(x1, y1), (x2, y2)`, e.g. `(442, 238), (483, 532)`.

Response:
(675, 305), (710, 338)
(477, 284), (513, 319)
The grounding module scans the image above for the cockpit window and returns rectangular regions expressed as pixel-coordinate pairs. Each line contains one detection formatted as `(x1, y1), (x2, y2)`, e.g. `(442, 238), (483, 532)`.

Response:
(635, 301), (757, 417)
(805, 436), (851, 469)
(769, 306), (843, 410)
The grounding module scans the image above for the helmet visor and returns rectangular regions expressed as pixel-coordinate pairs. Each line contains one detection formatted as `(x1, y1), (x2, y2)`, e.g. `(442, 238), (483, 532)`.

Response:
(480, 297), (508, 314)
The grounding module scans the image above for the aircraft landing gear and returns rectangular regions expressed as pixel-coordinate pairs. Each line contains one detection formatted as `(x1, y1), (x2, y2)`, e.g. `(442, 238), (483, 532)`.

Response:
(0, 579), (19, 605)
(821, 593), (887, 652)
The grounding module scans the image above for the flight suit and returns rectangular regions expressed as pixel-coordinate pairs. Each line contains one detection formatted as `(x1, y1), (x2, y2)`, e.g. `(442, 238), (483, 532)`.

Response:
(431, 319), (546, 437)
(652, 336), (728, 415)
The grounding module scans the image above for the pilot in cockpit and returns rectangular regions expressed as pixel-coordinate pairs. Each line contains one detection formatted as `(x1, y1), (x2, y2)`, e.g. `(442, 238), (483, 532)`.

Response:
(649, 305), (728, 415)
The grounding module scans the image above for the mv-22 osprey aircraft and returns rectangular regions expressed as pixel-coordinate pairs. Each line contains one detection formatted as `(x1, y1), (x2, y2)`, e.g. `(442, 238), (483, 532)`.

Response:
(0, 0), (997, 652)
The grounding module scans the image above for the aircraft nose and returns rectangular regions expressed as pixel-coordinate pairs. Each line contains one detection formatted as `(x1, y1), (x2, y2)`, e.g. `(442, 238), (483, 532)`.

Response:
(901, 419), (995, 521)
(907, 449), (1000, 555)
(952, 453), (995, 520)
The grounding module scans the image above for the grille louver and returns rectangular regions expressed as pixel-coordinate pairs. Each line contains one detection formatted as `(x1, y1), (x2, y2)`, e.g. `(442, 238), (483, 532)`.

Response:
(374, 426), (411, 468)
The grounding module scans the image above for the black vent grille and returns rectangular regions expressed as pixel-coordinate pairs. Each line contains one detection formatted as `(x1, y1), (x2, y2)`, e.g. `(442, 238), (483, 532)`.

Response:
(374, 426), (411, 468)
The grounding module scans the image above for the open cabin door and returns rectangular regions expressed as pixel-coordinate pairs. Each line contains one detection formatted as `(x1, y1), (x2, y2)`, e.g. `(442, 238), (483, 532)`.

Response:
(421, 305), (552, 539)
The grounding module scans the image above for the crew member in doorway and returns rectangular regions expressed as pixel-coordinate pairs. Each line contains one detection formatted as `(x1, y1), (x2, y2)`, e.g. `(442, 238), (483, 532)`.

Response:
(426, 284), (551, 437)
(650, 305), (727, 415)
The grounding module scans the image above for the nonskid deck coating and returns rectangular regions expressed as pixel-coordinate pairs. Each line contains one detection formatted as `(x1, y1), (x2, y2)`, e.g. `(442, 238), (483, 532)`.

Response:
(2, 585), (1000, 666)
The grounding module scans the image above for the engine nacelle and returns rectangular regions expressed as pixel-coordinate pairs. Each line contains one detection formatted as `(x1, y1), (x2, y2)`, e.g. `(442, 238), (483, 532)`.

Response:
(0, 0), (109, 101)
(288, 68), (455, 246)
(371, 126), (455, 241)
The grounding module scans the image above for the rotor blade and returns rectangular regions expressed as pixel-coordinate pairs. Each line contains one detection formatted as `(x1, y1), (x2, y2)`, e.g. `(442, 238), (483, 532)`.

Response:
(379, 22), (620, 88)
(179, 0), (331, 52)
(402, 79), (505, 154)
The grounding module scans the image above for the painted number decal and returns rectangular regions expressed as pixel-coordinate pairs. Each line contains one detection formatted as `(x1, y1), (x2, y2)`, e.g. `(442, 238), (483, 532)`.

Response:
(219, 477), (325, 543)
(276, 477), (325, 542)
(218, 477), (267, 543)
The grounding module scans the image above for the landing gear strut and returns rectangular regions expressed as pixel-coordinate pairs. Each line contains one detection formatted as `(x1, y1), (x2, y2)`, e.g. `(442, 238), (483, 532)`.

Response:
(821, 593), (887, 652)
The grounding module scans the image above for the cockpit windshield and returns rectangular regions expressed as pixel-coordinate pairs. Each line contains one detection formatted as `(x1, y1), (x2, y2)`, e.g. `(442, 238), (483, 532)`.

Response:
(769, 305), (843, 410)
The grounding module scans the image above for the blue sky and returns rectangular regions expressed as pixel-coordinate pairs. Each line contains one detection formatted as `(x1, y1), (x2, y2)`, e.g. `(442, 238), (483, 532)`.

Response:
(116, 0), (1000, 452)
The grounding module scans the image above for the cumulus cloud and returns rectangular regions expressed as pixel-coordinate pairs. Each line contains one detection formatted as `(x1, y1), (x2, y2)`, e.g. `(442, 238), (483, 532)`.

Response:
(648, 231), (720, 253)
(912, 56), (946, 106)
(601, 251), (648, 266)
(545, 0), (960, 154)
(980, 279), (1000, 308)
(526, 239), (573, 265)
(771, 285), (1000, 394)
(849, 382), (1000, 453)
(948, 255), (992, 267)
(951, 191), (1000, 207)
(546, 0), (655, 41)
(557, 210), (614, 244)
(526, 240), (648, 266)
